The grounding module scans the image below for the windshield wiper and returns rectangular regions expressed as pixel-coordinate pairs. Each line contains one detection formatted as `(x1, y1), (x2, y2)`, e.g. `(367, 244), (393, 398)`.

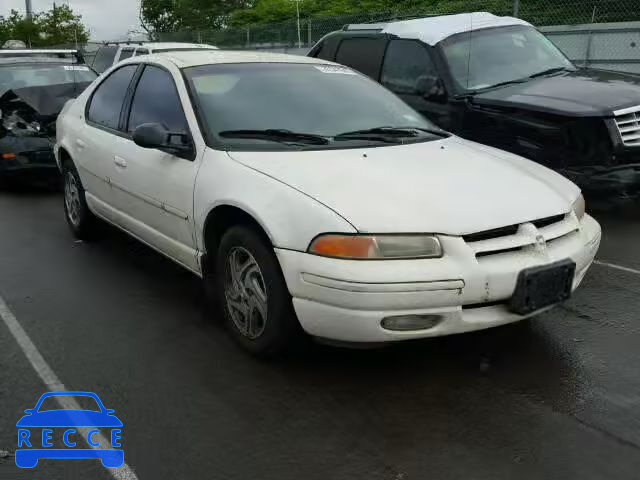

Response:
(529, 66), (574, 79)
(219, 129), (329, 145)
(468, 79), (529, 94)
(334, 126), (448, 141)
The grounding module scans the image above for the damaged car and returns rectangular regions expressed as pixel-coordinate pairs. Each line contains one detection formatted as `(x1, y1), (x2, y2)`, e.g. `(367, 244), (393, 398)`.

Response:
(309, 12), (640, 198)
(0, 49), (97, 185)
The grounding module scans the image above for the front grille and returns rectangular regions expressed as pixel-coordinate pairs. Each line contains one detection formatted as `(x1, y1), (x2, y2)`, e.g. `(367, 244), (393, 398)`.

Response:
(614, 106), (640, 147)
(464, 214), (575, 259)
(463, 214), (565, 243)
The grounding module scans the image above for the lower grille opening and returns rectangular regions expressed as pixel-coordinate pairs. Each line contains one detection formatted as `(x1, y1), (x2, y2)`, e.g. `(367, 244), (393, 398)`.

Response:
(476, 246), (524, 258)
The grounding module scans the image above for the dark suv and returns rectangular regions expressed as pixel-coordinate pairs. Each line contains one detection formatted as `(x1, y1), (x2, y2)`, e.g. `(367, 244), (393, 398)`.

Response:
(309, 13), (640, 197)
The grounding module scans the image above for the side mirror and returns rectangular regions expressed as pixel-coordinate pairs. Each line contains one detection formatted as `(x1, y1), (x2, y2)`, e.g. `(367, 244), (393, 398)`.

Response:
(105, 409), (115, 415)
(415, 75), (447, 103)
(132, 123), (194, 159)
(24, 409), (34, 414)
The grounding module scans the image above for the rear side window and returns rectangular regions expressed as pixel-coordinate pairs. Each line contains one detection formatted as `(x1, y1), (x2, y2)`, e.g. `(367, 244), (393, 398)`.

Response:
(92, 45), (118, 73)
(127, 65), (188, 133)
(118, 49), (134, 61)
(335, 37), (387, 80)
(87, 65), (138, 131)
(381, 40), (438, 93)
(135, 48), (149, 56)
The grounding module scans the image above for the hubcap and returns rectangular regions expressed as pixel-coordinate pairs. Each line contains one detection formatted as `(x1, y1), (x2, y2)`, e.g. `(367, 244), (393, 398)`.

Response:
(64, 172), (81, 227)
(223, 247), (268, 339)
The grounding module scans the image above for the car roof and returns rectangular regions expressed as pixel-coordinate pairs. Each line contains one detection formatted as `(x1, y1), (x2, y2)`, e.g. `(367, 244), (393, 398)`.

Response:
(139, 49), (332, 68)
(380, 12), (532, 46)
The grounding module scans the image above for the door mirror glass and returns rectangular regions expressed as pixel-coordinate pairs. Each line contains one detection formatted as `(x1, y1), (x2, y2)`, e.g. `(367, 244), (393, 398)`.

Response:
(415, 75), (447, 102)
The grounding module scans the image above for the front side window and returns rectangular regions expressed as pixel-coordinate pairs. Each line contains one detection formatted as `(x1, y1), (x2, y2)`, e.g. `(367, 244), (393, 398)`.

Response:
(127, 65), (188, 133)
(381, 40), (438, 94)
(184, 63), (441, 150)
(441, 25), (574, 92)
(92, 45), (118, 73)
(87, 64), (138, 130)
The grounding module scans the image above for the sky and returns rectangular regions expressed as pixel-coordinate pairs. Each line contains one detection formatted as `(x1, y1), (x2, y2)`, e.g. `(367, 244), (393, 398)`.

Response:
(3, 0), (143, 41)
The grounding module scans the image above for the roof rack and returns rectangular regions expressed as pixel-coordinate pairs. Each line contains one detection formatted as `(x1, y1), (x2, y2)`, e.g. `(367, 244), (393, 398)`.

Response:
(103, 41), (144, 46)
(342, 23), (388, 32)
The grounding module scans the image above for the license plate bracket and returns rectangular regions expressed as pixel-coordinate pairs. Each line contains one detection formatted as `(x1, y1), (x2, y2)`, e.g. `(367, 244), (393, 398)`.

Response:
(509, 259), (576, 315)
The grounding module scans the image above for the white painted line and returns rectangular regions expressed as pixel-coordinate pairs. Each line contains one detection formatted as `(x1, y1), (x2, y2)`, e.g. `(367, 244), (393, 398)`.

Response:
(594, 260), (640, 276)
(0, 295), (139, 480)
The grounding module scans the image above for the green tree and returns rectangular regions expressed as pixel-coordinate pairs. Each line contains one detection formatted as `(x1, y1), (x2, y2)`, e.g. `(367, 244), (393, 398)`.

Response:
(141, 0), (250, 34)
(0, 5), (89, 47)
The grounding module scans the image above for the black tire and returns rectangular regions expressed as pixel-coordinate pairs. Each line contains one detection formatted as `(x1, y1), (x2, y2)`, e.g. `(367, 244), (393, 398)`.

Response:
(214, 225), (302, 355)
(62, 161), (102, 240)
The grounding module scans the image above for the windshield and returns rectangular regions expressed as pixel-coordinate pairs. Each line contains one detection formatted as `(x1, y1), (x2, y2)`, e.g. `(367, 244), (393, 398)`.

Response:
(38, 395), (101, 412)
(441, 25), (574, 92)
(184, 63), (440, 150)
(0, 64), (97, 95)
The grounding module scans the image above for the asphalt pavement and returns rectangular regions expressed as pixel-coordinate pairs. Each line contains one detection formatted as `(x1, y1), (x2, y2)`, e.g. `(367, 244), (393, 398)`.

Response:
(1, 189), (639, 480)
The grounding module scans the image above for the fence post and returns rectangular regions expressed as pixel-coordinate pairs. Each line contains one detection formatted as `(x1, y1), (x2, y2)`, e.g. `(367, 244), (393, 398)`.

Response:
(584, 5), (598, 67)
(307, 19), (312, 47)
(246, 27), (250, 47)
(513, 0), (520, 18)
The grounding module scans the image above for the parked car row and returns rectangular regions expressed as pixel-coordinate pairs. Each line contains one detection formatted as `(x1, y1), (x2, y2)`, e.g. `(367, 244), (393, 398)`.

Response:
(1, 14), (611, 355)
(54, 30), (601, 354)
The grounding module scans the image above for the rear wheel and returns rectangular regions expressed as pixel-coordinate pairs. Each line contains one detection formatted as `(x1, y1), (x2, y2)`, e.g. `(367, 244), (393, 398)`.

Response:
(214, 225), (302, 355)
(62, 161), (101, 240)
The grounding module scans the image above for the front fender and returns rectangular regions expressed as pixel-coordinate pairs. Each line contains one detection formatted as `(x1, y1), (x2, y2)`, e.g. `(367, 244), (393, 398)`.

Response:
(194, 151), (356, 253)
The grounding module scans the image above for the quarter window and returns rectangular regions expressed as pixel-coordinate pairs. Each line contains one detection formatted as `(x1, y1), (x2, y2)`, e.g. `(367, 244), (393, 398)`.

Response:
(127, 65), (188, 133)
(87, 65), (138, 131)
(381, 40), (438, 94)
(335, 38), (387, 79)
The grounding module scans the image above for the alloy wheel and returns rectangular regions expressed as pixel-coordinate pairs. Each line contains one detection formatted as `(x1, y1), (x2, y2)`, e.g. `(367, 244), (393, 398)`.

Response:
(223, 246), (268, 339)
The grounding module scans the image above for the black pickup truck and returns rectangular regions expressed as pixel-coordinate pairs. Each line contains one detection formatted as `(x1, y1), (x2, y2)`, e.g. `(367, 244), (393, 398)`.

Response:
(309, 13), (640, 198)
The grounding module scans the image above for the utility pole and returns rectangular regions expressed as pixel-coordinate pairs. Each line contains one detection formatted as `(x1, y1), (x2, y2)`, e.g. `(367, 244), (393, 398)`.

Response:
(25, 0), (33, 18)
(293, 0), (301, 48)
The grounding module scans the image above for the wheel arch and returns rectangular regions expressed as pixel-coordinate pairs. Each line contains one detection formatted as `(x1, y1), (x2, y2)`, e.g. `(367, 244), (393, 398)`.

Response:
(201, 203), (274, 274)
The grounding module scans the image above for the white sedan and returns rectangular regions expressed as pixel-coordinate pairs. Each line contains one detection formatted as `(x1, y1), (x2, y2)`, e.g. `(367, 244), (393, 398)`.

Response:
(55, 50), (601, 354)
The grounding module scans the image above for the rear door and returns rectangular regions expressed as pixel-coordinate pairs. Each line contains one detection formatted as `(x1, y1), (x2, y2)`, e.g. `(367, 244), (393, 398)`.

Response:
(109, 63), (201, 271)
(79, 64), (139, 221)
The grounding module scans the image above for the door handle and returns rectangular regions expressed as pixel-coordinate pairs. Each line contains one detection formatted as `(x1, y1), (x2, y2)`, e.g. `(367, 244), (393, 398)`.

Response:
(114, 157), (127, 168)
(76, 139), (86, 150)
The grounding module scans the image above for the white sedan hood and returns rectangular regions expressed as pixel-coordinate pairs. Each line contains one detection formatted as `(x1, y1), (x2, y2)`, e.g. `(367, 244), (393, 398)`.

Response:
(228, 137), (579, 235)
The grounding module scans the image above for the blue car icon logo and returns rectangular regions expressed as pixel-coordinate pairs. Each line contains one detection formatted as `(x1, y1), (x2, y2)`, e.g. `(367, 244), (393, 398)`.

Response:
(16, 391), (123, 468)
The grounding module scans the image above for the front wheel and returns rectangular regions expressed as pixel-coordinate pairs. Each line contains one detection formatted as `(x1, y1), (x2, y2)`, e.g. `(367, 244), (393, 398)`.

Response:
(62, 162), (101, 240)
(214, 225), (302, 355)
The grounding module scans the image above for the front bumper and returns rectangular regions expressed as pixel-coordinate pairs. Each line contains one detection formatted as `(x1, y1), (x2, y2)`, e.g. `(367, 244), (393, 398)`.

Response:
(276, 214), (601, 343)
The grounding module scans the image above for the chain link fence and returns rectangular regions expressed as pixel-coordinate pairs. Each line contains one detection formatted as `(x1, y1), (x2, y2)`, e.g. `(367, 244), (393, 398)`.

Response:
(156, 0), (640, 73)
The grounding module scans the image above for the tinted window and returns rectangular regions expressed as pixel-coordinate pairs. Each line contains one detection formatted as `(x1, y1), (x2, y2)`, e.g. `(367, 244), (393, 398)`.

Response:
(87, 65), (137, 130)
(135, 48), (149, 56)
(128, 65), (188, 133)
(335, 38), (387, 79)
(381, 40), (437, 94)
(92, 45), (118, 73)
(118, 49), (134, 61)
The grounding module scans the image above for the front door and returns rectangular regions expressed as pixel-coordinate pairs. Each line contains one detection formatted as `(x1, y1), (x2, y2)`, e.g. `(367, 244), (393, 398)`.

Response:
(380, 39), (454, 130)
(109, 64), (201, 272)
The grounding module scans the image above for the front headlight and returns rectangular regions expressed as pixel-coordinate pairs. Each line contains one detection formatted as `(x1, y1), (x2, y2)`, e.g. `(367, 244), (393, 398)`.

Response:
(572, 193), (585, 221)
(308, 234), (443, 259)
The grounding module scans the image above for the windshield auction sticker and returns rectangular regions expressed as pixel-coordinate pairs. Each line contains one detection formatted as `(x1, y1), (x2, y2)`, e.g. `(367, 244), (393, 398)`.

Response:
(63, 66), (90, 71)
(15, 391), (124, 469)
(313, 65), (356, 75)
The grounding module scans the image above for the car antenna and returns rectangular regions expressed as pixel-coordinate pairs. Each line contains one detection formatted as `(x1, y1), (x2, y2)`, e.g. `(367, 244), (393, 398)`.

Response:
(465, 13), (474, 93)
